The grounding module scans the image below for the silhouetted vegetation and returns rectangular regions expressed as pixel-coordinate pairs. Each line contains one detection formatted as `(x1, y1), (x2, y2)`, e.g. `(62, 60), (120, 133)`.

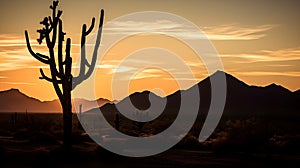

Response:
(24, 0), (104, 149)
(1, 112), (300, 167)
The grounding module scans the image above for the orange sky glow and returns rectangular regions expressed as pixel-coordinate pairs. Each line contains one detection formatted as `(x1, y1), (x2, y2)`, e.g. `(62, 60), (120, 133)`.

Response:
(0, 0), (300, 101)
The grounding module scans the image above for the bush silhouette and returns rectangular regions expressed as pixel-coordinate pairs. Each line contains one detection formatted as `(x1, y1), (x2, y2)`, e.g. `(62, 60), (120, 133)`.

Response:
(211, 118), (271, 153)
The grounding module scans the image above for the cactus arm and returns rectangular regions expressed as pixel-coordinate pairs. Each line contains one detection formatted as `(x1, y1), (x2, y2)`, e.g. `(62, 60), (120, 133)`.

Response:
(85, 61), (91, 68)
(77, 17), (95, 77)
(44, 23), (53, 49)
(50, 9), (62, 49)
(36, 53), (49, 59)
(48, 16), (53, 25)
(65, 38), (72, 79)
(48, 1), (61, 48)
(78, 23), (88, 78)
(39, 68), (62, 83)
(58, 19), (65, 76)
(84, 9), (104, 79)
(24, 30), (50, 64)
(72, 9), (104, 90)
(85, 17), (95, 35)
(51, 17), (57, 47)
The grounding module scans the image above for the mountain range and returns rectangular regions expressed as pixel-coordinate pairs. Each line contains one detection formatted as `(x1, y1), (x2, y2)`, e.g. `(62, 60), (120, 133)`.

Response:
(96, 71), (300, 119)
(0, 88), (112, 113)
(1, 71), (299, 117)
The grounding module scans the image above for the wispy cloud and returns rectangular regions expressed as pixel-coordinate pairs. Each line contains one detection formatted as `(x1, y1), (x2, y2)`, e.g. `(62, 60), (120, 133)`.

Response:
(0, 34), (82, 47)
(221, 47), (300, 79)
(133, 68), (166, 80)
(0, 81), (36, 85)
(0, 55), (37, 71)
(237, 71), (300, 77)
(0, 34), (36, 47)
(0, 34), (45, 71)
(0, 21), (276, 71)
(260, 47), (300, 61)
(0, 34), (83, 71)
(0, 44), (39, 71)
(97, 59), (137, 74)
(201, 24), (275, 40)
(164, 77), (202, 81)
(221, 47), (300, 62)
(97, 59), (204, 81)
(107, 20), (183, 33)
(106, 20), (275, 40)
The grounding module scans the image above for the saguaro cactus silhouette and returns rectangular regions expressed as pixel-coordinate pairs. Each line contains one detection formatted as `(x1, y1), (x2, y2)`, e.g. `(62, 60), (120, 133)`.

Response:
(24, 0), (104, 149)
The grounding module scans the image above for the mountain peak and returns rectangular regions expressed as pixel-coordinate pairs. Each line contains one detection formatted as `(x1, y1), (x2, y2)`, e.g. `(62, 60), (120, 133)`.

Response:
(129, 90), (160, 97)
(265, 83), (291, 93)
(1, 88), (22, 94)
(210, 70), (227, 77)
(7, 88), (20, 92)
(211, 70), (241, 80)
(266, 83), (280, 88)
(266, 83), (281, 88)
(198, 70), (248, 88)
(209, 70), (241, 80)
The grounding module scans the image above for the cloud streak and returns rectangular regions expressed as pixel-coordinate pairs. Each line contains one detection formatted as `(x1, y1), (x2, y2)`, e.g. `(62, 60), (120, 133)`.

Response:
(221, 47), (300, 79)
(97, 59), (204, 81)
(0, 21), (276, 71)
(0, 81), (36, 85)
(201, 24), (275, 40)
(221, 47), (300, 62)
(96, 47), (300, 82)
(106, 20), (275, 40)
(237, 71), (300, 77)
(0, 34), (83, 71)
(0, 34), (37, 47)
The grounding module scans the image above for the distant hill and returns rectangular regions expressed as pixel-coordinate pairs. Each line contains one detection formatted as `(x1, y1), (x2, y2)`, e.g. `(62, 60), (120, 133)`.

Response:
(0, 88), (112, 113)
(93, 71), (300, 119)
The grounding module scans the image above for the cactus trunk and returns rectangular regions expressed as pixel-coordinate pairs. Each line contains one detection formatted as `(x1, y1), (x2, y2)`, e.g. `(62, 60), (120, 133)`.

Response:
(62, 94), (72, 149)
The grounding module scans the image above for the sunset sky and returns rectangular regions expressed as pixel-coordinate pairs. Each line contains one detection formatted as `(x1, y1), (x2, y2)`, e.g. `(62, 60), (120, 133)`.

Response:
(0, 0), (300, 101)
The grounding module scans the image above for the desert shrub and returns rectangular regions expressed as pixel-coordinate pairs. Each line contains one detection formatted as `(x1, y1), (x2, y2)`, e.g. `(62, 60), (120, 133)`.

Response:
(95, 146), (121, 160)
(211, 118), (271, 153)
(71, 131), (94, 144)
(29, 132), (60, 145)
(29, 116), (57, 132)
(269, 134), (300, 153)
(175, 133), (206, 149)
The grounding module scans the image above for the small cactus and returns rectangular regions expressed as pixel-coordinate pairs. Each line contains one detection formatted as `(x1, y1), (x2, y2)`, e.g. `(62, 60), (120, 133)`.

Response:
(134, 110), (147, 134)
(24, 109), (29, 128)
(115, 113), (120, 131)
(79, 104), (83, 121)
(77, 104), (83, 129)
(11, 112), (18, 130)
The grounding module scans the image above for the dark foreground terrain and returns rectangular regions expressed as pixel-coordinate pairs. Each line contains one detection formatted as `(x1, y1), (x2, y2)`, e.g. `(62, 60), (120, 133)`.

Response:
(0, 113), (300, 168)
(2, 147), (300, 168)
